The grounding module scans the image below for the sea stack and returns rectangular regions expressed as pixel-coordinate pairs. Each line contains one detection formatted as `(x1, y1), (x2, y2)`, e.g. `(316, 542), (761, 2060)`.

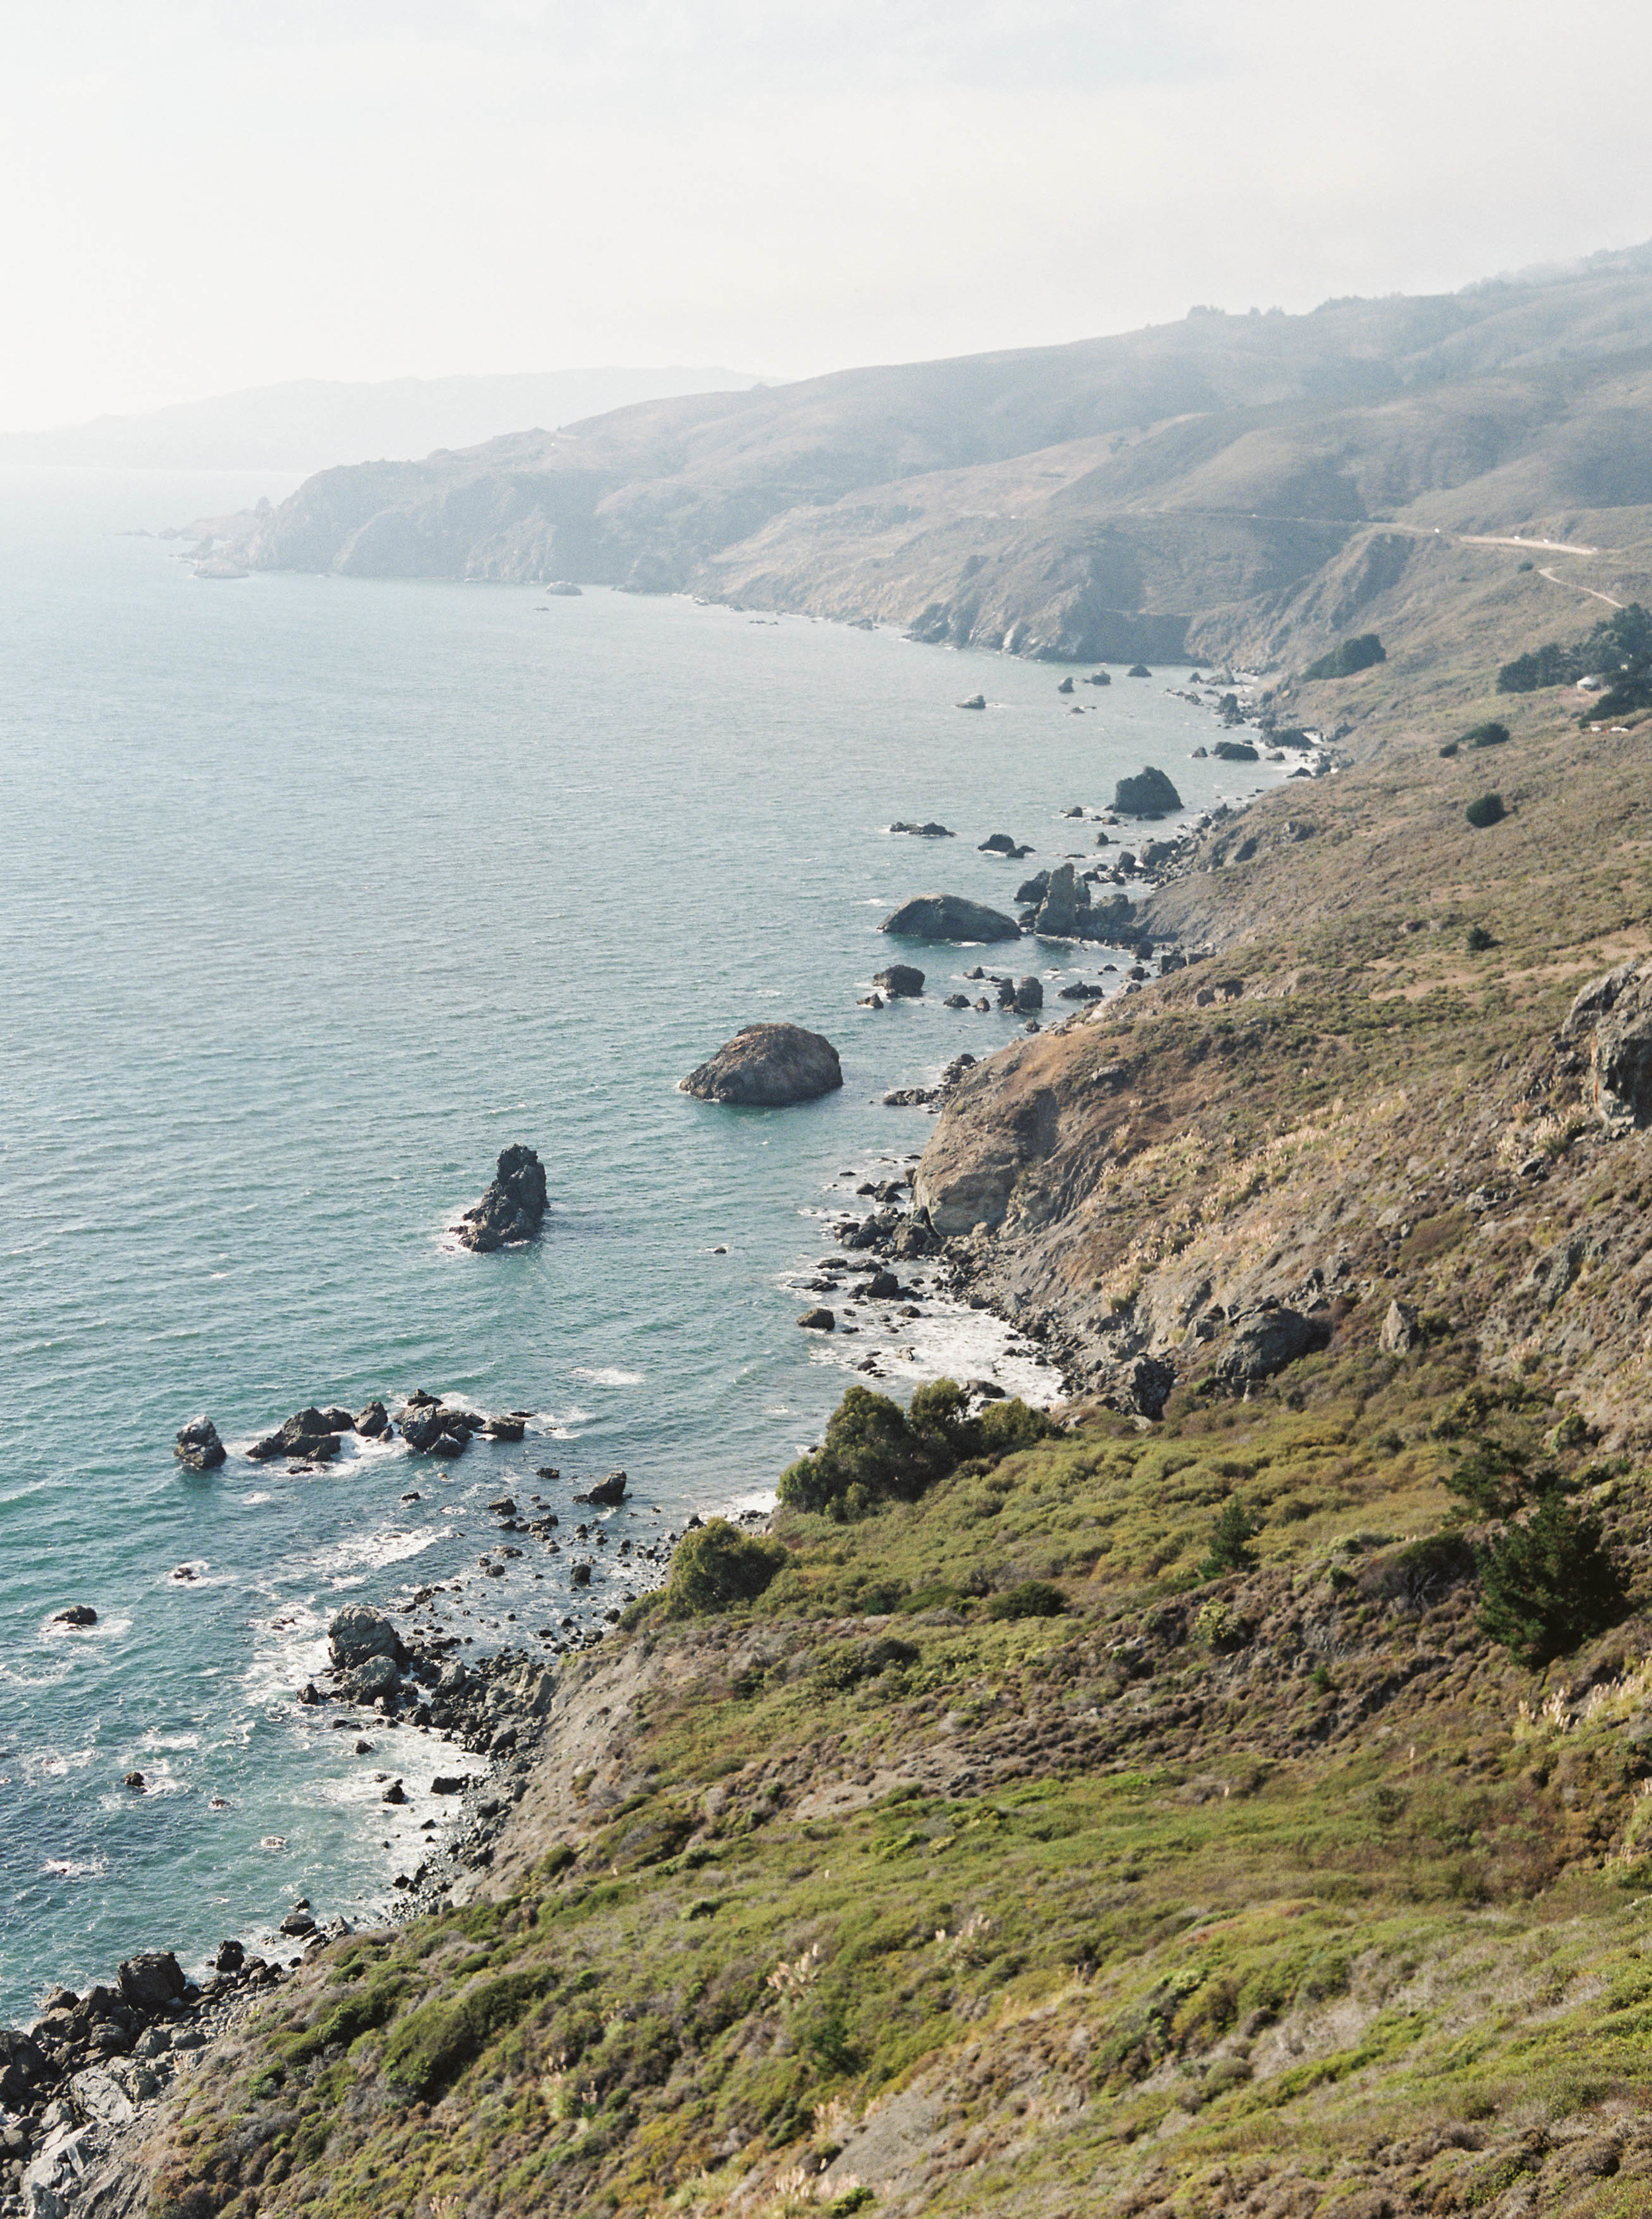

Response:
(681, 1023), (843, 1106)
(456, 1144), (548, 1252)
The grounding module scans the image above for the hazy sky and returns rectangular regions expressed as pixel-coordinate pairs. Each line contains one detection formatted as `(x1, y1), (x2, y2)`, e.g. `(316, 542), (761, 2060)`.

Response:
(3, 0), (1649, 430)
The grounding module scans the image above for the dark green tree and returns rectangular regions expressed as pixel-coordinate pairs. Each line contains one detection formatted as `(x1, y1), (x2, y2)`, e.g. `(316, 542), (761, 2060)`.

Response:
(777, 1380), (1051, 1522)
(1476, 1495), (1626, 1667)
(1199, 1496), (1259, 1579)
(1465, 792), (1505, 828)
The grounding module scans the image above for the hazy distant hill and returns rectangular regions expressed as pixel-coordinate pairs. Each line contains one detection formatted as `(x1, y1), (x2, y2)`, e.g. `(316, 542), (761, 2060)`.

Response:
(0, 368), (766, 473)
(206, 246), (1652, 667)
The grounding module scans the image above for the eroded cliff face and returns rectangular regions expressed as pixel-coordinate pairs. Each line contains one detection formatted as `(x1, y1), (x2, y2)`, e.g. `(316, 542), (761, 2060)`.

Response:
(915, 691), (1652, 1438)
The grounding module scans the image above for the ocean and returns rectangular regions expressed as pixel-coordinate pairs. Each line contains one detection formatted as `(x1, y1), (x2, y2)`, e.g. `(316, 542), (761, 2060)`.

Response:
(0, 466), (1293, 2019)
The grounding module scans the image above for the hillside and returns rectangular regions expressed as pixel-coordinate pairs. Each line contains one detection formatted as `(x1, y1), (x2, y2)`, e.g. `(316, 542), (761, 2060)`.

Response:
(203, 246), (1652, 671)
(50, 525), (1652, 2219)
(0, 369), (763, 474)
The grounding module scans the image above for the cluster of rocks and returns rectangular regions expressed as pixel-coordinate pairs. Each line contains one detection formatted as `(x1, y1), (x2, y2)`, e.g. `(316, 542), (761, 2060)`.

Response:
(175, 1392), (531, 1474)
(454, 1144), (548, 1252)
(888, 820), (952, 838)
(0, 1945), (287, 2214)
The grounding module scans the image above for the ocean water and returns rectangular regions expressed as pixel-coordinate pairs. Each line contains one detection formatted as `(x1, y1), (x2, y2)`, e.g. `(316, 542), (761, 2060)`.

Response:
(0, 467), (1295, 2019)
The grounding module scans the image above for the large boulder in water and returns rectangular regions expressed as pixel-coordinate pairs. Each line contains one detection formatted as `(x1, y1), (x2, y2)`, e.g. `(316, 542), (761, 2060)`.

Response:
(872, 964), (924, 998)
(174, 1415), (225, 1471)
(681, 1023), (843, 1106)
(1113, 766), (1183, 817)
(457, 1144), (547, 1252)
(879, 894), (1021, 943)
(328, 1603), (407, 1673)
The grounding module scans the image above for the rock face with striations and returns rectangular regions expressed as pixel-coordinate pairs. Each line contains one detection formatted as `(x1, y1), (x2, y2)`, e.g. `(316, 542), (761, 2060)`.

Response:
(1113, 766), (1183, 817)
(1561, 959), (1652, 1131)
(1034, 862), (1090, 938)
(681, 1024), (843, 1106)
(457, 1144), (548, 1252)
(880, 895), (1021, 943)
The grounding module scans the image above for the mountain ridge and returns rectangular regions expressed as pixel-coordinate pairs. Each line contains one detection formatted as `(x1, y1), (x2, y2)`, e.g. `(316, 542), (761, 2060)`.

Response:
(199, 252), (1652, 671)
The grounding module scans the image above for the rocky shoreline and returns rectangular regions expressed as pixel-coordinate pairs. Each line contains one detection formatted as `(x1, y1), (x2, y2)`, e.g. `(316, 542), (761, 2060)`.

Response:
(0, 658), (1318, 2219)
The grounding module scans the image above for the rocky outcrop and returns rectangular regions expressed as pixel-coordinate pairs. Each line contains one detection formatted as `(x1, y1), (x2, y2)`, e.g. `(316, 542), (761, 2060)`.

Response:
(1561, 959), (1652, 1131)
(1113, 767), (1183, 817)
(1211, 1304), (1331, 1390)
(574, 1471), (628, 1507)
(879, 895), (1021, 943)
(681, 1024), (843, 1107)
(456, 1144), (548, 1252)
(1034, 863), (1090, 938)
(872, 965), (925, 998)
(328, 1604), (407, 1674)
(246, 1407), (352, 1462)
(172, 1417), (225, 1471)
(889, 821), (953, 838)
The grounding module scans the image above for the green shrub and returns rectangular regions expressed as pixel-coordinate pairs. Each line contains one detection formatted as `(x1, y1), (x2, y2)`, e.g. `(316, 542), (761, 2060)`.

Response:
(1444, 1441), (1526, 1519)
(1439, 740), (1459, 757)
(661, 1520), (788, 1617)
(1199, 1497), (1259, 1579)
(985, 1580), (1067, 1621)
(1303, 633), (1385, 681)
(1466, 924), (1495, 952)
(777, 1380), (1053, 1522)
(381, 1969), (550, 2099)
(275, 1978), (404, 2068)
(1464, 720), (1511, 748)
(1476, 1495), (1626, 1667)
(1465, 792), (1505, 828)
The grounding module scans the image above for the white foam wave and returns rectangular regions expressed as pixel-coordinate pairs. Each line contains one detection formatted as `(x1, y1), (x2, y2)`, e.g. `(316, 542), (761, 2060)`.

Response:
(570, 1367), (644, 1386)
(40, 1857), (106, 1880)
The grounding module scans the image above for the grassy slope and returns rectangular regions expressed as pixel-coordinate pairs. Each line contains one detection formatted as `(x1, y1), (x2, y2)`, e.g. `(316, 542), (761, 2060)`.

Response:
(141, 616), (1652, 2218)
(149, 1360), (1652, 2219)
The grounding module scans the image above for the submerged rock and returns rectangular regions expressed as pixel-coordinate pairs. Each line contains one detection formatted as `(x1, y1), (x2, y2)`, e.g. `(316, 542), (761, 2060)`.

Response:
(681, 1023), (843, 1106)
(956, 693), (987, 710)
(889, 820), (953, 838)
(457, 1143), (548, 1252)
(879, 894), (1021, 943)
(52, 1604), (97, 1627)
(173, 1415), (225, 1471)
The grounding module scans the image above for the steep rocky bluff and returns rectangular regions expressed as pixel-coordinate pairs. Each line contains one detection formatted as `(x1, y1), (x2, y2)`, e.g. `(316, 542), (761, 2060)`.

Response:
(915, 670), (1652, 1435)
(194, 246), (1652, 671)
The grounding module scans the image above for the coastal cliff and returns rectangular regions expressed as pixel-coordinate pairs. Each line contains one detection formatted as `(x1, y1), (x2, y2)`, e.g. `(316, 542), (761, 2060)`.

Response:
(85, 590), (1652, 2219)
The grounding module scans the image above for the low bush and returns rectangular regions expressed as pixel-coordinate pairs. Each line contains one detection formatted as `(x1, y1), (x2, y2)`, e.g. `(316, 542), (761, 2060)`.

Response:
(985, 1579), (1067, 1621)
(1303, 633), (1386, 681)
(661, 1520), (788, 1617)
(381, 1969), (550, 2099)
(1464, 720), (1511, 748)
(1466, 792), (1505, 828)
